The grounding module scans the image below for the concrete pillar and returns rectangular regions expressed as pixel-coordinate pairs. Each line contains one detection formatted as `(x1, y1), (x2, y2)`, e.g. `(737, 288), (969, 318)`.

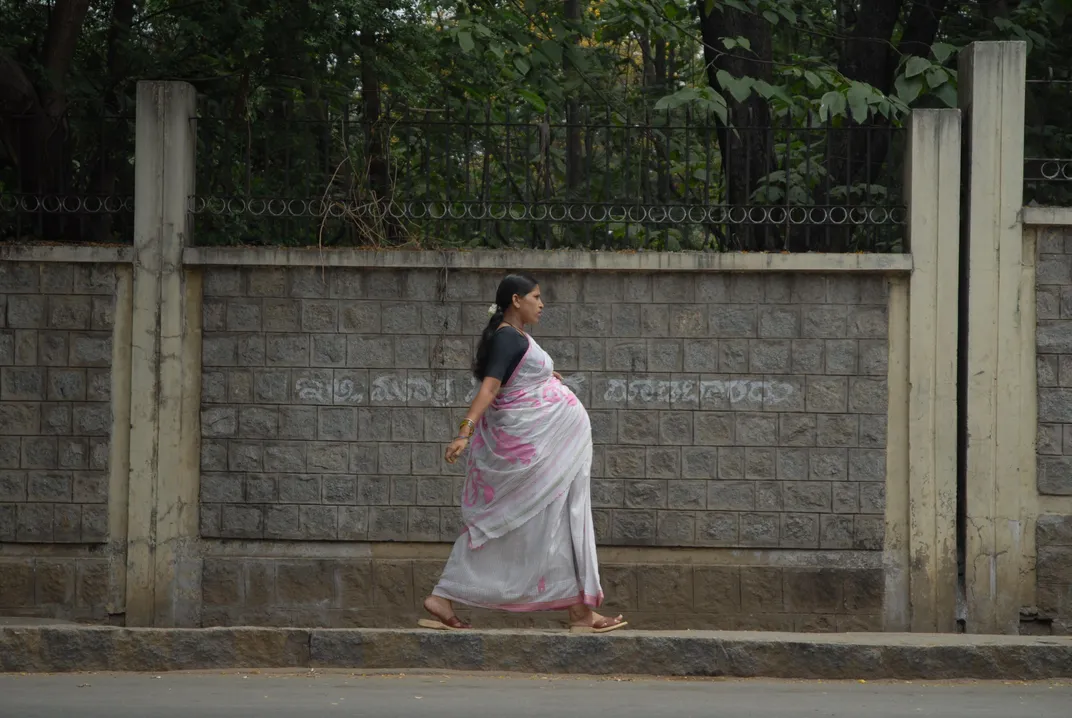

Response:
(959, 41), (1030, 634)
(887, 109), (961, 632)
(127, 81), (203, 626)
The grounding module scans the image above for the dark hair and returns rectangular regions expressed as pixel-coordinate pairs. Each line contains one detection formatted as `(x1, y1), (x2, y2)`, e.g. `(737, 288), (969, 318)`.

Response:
(472, 273), (539, 380)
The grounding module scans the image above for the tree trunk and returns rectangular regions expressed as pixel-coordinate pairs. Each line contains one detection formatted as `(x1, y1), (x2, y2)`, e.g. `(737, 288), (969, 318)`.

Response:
(697, 2), (776, 250)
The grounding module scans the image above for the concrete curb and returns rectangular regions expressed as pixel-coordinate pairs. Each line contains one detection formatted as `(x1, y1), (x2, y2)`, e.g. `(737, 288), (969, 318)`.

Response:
(3, 627), (1072, 679)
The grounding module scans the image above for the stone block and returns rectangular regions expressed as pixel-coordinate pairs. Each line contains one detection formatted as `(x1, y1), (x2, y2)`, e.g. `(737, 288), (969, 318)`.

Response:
(339, 506), (370, 539)
(646, 447), (680, 479)
(806, 376), (848, 413)
(816, 414), (858, 447)
(694, 412), (734, 446)
(300, 505), (338, 539)
(710, 306), (756, 337)
(48, 296), (92, 330)
(17, 503), (53, 541)
(289, 268), (331, 298)
(69, 333), (112, 367)
(7, 295), (45, 328)
(653, 275), (695, 303)
(859, 483), (886, 513)
(756, 481), (783, 510)
(0, 330), (11, 364)
(781, 512), (819, 547)
(228, 439), (264, 471)
(859, 340), (888, 375)
(347, 336), (394, 368)
(27, 470), (70, 500)
(749, 340), (792, 373)
(317, 407), (356, 441)
(2, 366), (44, 400)
(657, 511), (696, 543)
(735, 413), (777, 446)
(264, 505), (301, 539)
(0, 560), (35, 606)
(623, 480), (667, 509)
(408, 506), (441, 541)
(201, 473), (243, 503)
(745, 448), (776, 480)
(200, 504), (221, 537)
(707, 481), (754, 512)
(323, 476), (357, 505)
(266, 334), (310, 367)
(784, 569), (843, 612)
(772, 447), (806, 480)
(638, 565), (694, 611)
(843, 569), (884, 613)
(263, 443), (306, 473)
(694, 566), (741, 613)
(758, 305), (800, 338)
(221, 505), (264, 538)
(778, 414), (816, 446)
(847, 306), (888, 338)
(278, 407), (318, 440)
(0, 263), (40, 294)
(740, 512), (780, 546)
(640, 305), (669, 337)
(201, 407), (237, 437)
(694, 514), (737, 548)
(358, 476), (391, 505)
(307, 442), (349, 473)
(1038, 514), (1072, 547)
(853, 515), (884, 550)
(858, 415), (886, 448)
(311, 335), (347, 367)
(239, 406), (278, 438)
(41, 404), (72, 435)
(35, 560), (75, 605)
(612, 510), (656, 542)
(833, 482), (859, 513)
(15, 329), (37, 365)
(202, 559), (243, 606)
(820, 514), (855, 549)
(848, 377), (887, 414)
(246, 474), (277, 502)
(263, 299), (301, 332)
(801, 305), (847, 338)
(53, 503), (81, 542)
(740, 567), (784, 612)
(302, 300), (339, 332)
(277, 561), (334, 605)
(369, 507), (408, 540)
(278, 475), (321, 503)
(717, 447), (745, 480)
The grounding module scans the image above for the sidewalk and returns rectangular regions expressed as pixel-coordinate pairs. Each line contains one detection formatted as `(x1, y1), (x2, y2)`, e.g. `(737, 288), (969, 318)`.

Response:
(2, 622), (1071, 679)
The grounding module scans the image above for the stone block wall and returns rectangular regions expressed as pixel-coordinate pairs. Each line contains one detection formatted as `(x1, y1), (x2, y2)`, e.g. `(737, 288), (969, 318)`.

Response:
(200, 556), (884, 631)
(199, 266), (889, 551)
(0, 557), (112, 621)
(1037, 227), (1072, 495)
(0, 263), (115, 543)
(1037, 515), (1072, 634)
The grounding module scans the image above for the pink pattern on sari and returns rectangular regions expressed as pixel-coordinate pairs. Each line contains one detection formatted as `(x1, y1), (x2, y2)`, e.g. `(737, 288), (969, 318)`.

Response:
(542, 379), (578, 406)
(491, 426), (536, 466)
(462, 469), (495, 507)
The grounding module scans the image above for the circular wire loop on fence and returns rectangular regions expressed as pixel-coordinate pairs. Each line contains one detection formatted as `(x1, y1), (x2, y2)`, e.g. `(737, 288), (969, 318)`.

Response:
(120, 196), (910, 228)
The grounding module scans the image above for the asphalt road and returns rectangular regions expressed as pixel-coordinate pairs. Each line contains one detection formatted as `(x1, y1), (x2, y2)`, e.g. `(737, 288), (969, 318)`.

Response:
(1, 671), (1067, 718)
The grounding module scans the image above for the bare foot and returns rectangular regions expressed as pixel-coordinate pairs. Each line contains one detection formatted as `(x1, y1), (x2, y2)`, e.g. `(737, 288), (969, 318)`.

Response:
(420, 595), (471, 630)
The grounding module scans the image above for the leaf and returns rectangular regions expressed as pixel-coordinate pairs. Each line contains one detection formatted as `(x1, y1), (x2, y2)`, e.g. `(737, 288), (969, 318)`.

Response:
(925, 68), (947, 88)
(762, 10), (779, 23)
(804, 71), (822, 89)
(933, 82), (958, 108)
(514, 56), (531, 75)
(517, 90), (546, 113)
(539, 39), (563, 65)
(458, 30), (475, 53)
(716, 69), (753, 103)
(819, 91), (847, 121)
(931, 42), (957, 64)
(846, 83), (871, 123)
(894, 75), (924, 104)
(904, 56), (931, 78)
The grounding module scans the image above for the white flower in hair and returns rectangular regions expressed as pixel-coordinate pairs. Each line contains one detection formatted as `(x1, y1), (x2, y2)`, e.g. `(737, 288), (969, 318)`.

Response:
(487, 303), (499, 317)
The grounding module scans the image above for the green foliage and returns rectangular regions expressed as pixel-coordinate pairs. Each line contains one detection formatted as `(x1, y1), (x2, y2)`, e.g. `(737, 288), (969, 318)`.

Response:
(1, 0), (1071, 247)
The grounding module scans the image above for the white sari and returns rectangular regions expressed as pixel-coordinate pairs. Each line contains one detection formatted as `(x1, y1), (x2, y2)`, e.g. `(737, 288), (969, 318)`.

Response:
(432, 334), (604, 611)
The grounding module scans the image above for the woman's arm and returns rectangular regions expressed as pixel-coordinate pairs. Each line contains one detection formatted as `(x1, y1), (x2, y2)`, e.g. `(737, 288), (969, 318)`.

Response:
(445, 376), (501, 464)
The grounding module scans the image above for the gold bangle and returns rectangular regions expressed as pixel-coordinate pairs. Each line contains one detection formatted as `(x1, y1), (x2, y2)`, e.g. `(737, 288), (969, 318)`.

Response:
(459, 419), (475, 435)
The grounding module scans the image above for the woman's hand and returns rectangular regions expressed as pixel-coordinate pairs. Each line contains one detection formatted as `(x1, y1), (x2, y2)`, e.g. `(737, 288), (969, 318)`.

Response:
(553, 371), (563, 381)
(445, 436), (469, 464)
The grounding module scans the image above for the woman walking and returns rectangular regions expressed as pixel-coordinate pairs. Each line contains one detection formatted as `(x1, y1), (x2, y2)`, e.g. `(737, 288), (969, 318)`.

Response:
(420, 273), (627, 634)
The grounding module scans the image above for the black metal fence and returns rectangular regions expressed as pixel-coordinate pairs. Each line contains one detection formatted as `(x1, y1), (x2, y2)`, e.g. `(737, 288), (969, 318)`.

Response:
(2, 99), (907, 252)
(0, 113), (136, 244)
(192, 102), (907, 252)
(1025, 78), (1072, 206)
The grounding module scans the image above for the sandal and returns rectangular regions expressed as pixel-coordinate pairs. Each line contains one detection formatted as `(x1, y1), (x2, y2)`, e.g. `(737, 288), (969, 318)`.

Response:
(418, 597), (472, 631)
(569, 615), (628, 634)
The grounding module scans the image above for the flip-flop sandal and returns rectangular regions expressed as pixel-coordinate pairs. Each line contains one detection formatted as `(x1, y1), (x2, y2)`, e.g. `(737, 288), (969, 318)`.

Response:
(418, 615), (472, 631)
(569, 617), (628, 634)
